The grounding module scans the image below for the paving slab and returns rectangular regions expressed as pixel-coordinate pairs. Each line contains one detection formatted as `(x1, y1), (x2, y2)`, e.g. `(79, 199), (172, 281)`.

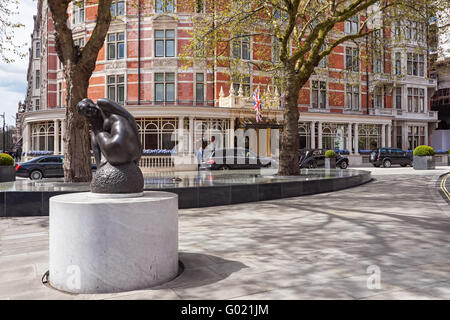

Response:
(0, 171), (448, 299)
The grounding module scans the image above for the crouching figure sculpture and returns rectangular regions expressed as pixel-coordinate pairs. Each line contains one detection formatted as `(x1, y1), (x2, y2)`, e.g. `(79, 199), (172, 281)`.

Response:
(77, 98), (144, 193)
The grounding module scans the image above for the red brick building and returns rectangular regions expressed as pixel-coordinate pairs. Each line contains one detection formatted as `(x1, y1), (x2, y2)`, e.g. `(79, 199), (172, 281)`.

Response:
(19, 0), (439, 169)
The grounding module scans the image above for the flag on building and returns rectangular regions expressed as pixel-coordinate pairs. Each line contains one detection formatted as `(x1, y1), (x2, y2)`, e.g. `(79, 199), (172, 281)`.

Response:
(253, 88), (263, 123)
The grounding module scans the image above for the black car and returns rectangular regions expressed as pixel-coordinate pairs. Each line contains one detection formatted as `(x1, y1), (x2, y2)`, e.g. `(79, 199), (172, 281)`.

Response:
(199, 148), (276, 170)
(369, 148), (413, 168)
(15, 155), (96, 180)
(299, 149), (349, 169)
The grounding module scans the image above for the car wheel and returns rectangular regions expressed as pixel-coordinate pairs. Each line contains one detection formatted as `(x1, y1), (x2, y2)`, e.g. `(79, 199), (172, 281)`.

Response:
(220, 165), (230, 171)
(340, 161), (348, 169)
(383, 159), (392, 168)
(30, 170), (43, 180)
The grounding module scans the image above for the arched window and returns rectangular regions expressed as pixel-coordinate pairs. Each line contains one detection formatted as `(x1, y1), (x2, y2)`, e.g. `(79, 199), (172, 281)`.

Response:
(358, 125), (380, 150)
(322, 127), (333, 150)
(47, 126), (55, 152)
(144, 123), (158, 150)
(39, 126), (46, 151)
(161, 123), (176, 150)
(298, 122), (310, 149)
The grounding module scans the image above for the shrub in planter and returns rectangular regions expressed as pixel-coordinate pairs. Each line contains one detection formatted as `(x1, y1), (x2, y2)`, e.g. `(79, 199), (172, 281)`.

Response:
(325, 150), (337, 158)
(0, 153), (16, 182)
(413, 145), (435, 170)
(324, 150), (336, 169)
(413, 145), (435, 157)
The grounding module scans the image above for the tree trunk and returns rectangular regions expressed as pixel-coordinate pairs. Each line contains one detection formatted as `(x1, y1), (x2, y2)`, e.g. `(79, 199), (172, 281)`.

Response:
(47, 0), (113, 183)
(278, 67), (301, 176)
(63, 63), (92, 182)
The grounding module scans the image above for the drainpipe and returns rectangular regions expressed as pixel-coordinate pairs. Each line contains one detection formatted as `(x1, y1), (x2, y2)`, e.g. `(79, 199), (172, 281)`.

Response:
(138, 0), (141, 105)
(365, 8), (370, 115)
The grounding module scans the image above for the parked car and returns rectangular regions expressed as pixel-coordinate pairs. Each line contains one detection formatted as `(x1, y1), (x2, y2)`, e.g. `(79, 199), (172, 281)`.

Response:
(299, 149), (349, 169)
(199, 148), (277, 170)
(15, 155), (97, 180)
(369, 148), (413, 168)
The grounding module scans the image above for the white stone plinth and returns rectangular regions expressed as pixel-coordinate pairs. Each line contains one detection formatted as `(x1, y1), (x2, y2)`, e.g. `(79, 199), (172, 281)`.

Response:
(49, 191), (178, 294)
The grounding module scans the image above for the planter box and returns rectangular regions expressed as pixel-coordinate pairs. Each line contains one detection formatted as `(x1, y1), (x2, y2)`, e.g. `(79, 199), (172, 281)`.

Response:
(0, 166), (16, 182)
(413, 156), (435, 170)
(325, 158), (336, 169)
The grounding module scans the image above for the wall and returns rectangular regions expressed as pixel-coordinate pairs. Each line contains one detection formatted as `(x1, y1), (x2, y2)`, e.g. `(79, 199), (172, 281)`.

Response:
(430, 129), (450, 150)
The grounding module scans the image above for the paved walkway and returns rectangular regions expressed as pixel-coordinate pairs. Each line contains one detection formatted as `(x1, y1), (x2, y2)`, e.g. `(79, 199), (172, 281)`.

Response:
(0, 168), (449, 299)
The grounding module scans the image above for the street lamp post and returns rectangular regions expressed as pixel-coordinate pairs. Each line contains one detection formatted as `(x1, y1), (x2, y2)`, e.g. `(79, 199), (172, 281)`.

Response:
(0, 113), (5, 152)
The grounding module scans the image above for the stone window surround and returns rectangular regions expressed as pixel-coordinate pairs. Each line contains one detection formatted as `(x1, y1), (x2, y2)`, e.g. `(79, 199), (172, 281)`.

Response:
(107, 31), (126, 60)
(71, 0), (85, 26)
(154, 29), (176, 58)
(105, 73), (126, 104)
(310, 79), (328, 110)
(195, 72), (206, 103)
(154, 71), (176, 103)
(345, 83), (360, 111)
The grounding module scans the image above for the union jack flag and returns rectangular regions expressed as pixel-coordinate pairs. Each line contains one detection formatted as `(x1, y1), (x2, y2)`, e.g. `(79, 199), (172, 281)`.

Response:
(253, 88), (263, 123)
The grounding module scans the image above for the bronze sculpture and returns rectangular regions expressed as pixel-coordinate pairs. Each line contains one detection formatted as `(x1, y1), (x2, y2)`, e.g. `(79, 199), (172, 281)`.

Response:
(77, 98), (144, 193)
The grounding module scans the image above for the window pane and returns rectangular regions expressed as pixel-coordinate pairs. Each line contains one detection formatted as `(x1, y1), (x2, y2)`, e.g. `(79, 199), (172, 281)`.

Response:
(155, 83), (164, 101)
(118, 76), (124, 83)
(233, 83), (240, 94)
(117, 1), (125, 15)
(166, 1), (174, 13)
(108, 34), (116, 42)
(320, 91), (326, 108)
(346, 92), (352, 108)
(155, 30), (164, 38)
(110, 3), (116, 16)
(196, 84), (204, 102)
(166, 30), (175, 38)
(196, 73), (204, 82)
(155, 73), (164, 81)
(166, 39), (175, 57)
(118, 43), (125, 59)
(354, 93), (359, 109)
(242, 43), (249, 60)
(155, 0), (164, 13)
(232, 42), (240, 58)
(346, 56), (352, 70)
(166, 83), (175, 101)
(312, 91), (318, 108)
(345, 21), (350, 33)
(108, 75), (115, 84)
(118, 32), (125, 41)
(155, 40), (164, 57)
(165, 73), (175, 81)
(108, 44), (116, 59)
(108, 86), (116, 101)
(118, 85), (125, 103)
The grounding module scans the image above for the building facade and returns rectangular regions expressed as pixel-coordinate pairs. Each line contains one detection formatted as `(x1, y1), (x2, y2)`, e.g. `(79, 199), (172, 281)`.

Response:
(430, 57), (450, 149)
(18, 0), (439, 169)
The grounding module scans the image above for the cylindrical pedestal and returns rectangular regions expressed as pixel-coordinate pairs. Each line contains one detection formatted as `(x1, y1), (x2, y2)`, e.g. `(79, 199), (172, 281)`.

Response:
(49, 191), (178, 294)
